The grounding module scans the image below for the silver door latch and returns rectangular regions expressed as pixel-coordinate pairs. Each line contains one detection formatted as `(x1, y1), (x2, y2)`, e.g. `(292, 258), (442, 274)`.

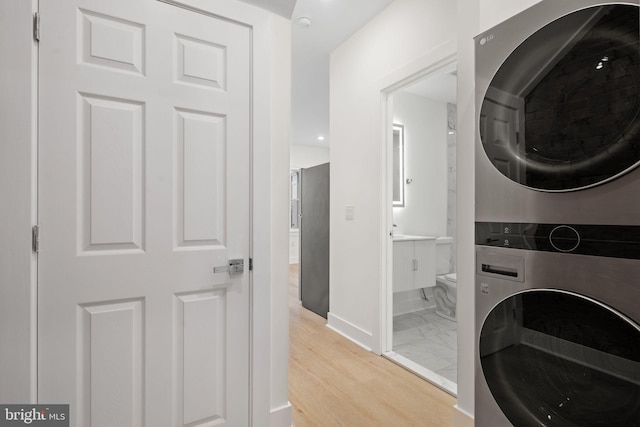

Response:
(213, 259), (244, 275)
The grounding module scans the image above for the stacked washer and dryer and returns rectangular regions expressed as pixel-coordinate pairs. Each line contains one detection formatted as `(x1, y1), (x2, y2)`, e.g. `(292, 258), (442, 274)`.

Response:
(475, 1), (640, 426)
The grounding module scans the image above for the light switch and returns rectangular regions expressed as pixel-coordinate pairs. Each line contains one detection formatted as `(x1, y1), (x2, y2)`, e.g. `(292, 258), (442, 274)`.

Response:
(345, 205), (355, 220)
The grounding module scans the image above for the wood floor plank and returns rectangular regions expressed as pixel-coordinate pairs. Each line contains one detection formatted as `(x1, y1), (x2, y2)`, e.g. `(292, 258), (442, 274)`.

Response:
(288, 264), (456, 426)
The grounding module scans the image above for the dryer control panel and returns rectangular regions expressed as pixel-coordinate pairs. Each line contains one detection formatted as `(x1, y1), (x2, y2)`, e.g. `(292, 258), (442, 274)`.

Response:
(476, 222), (640, 259)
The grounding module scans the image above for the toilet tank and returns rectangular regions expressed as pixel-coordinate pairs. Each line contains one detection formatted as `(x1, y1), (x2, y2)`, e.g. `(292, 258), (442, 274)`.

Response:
(436, 236), (453, 275)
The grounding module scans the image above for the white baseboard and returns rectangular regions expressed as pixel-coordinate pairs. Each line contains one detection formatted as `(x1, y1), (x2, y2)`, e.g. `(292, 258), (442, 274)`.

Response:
(270, 402), (292, 427)
(453, 405), (473, 427)
(326, 312), (373, 351)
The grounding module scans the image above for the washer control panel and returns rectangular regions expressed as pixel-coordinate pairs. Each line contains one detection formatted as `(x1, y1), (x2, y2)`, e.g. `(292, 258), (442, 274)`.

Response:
(475, 222), (640, 259)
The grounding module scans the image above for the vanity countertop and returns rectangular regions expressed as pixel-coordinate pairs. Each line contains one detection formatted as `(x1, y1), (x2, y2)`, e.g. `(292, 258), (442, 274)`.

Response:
(392, 235), (436, 242)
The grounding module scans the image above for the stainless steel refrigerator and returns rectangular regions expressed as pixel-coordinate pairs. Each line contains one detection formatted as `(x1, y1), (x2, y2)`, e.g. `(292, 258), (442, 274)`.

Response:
(299, 163), (330, 318)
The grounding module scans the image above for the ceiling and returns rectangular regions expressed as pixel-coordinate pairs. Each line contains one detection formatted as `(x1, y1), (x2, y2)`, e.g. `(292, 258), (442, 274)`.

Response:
(291, 0), (395, 148)
(238, 0), (298, 18)
(241, 0), (457, 148)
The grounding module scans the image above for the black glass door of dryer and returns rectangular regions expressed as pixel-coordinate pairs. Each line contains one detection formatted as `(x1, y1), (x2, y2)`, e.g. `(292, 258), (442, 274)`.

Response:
(480, 290), (640, 426)
(479, 5), (640, 191)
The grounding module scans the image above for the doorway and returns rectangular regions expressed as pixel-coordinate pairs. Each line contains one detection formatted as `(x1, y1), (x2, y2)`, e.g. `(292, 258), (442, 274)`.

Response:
(382, 60), (458, 396)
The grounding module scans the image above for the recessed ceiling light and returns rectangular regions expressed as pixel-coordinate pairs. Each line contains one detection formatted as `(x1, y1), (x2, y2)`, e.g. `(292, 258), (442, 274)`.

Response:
(318, 136), (325, 141)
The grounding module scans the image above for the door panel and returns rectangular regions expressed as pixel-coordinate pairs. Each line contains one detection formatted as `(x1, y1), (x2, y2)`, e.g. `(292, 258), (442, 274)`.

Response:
(78, 299), (145, 427)
(79, 94), (145, 253)
(175, 109), (227, 247)
(176, 290), (226, 425)
(38, 1), (250, 425)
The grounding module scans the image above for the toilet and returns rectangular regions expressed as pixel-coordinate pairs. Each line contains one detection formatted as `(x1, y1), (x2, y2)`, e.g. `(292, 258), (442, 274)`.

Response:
(434, 273), (457, 321)
(434, 237), (456, 321)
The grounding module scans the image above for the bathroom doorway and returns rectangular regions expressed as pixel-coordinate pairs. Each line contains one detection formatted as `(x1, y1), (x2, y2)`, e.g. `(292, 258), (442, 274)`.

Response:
(383, 60), (458, 396)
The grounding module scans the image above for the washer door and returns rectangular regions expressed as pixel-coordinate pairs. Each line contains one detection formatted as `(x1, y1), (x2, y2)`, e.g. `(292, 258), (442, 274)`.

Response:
(479, 4), (640, 191)
(480, 290), (640, 426)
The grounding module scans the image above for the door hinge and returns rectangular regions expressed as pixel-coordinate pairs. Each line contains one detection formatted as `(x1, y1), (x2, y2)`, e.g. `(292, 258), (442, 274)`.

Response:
(249, 258), (253, 271)
(33, 12), (40, 42)
(32, 225), (40, 253)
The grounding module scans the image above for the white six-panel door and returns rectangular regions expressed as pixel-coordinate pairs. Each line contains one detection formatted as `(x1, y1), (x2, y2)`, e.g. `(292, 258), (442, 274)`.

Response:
(38, 1), (251, 425)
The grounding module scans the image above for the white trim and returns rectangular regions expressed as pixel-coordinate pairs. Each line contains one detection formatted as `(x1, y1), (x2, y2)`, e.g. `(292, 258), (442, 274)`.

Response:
(269, 402), (292, 427)
(378, 40), (457, 92)
(327, 312), (374, 352)
(29, 0), (39, 401)
(383, 351), (457, 396)
(453, 404), (474, 427)
(159, 0), (268, 25)
(378, 45), (457, 355)
(379, 91), (395, 355)
(250, 15), (273, 426)
(0, 0), (39, 404)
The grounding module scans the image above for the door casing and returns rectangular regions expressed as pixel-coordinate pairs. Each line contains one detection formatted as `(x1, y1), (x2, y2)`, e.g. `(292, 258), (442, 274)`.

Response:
(378, 48), (457, 357)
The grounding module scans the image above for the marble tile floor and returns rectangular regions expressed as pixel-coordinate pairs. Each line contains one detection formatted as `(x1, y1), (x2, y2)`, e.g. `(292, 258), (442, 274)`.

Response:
(393, 308), (458, 387)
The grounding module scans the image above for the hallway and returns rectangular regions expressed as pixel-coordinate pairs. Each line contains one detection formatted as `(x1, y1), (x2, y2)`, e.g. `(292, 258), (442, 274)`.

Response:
(288, 265), (456, 426)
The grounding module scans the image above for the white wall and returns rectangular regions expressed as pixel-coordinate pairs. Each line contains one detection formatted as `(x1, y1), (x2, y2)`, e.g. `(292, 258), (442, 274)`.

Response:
(329, 0), (457, 351)
(290, 144), (330, 170)
(267, 14), (292, 425)
(262, 12), (293, 427)
(392, 92), (448, 237)
(454, 0), (477, 422)
(330, 0), (543, 425)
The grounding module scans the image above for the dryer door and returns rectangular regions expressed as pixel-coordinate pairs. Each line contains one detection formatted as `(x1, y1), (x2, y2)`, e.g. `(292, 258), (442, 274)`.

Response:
(480, 290), (640, 426)
(479, 4), (640, 191)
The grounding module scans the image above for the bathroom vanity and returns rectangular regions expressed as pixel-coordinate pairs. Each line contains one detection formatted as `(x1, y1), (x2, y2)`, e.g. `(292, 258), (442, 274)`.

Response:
(392, 235), (436, 292)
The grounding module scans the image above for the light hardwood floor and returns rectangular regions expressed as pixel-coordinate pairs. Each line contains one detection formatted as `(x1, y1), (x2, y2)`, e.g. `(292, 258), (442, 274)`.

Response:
(288, 264), (456, 426)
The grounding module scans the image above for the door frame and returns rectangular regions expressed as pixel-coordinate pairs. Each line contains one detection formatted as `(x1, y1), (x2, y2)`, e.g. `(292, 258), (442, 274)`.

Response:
(0, 0), (290, 424)
(377, 45), (457, 355)
(0, 0), (39, 405)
